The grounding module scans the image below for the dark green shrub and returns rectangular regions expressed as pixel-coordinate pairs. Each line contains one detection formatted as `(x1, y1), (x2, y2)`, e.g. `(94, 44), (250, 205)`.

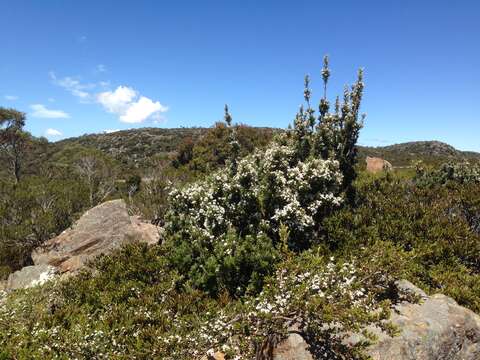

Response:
(165, 230), (279, 297)
(321, 173), (480, 312)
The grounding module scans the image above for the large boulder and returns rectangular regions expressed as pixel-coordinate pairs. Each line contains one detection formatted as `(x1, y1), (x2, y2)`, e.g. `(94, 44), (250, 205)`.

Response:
(366, 156), (392, 173)
(6, 264), (57, 290)
(272, 281), (480, 360)
(32, 199), (160, 273)
(366, 281), (480, 360)
(130, 215), (161, 245)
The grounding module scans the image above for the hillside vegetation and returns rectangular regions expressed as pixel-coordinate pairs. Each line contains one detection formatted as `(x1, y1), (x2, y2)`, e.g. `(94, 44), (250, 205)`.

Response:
(55, 131), (480, 172)
(359, 140), (480, 167)
(1, 58), (480, 359)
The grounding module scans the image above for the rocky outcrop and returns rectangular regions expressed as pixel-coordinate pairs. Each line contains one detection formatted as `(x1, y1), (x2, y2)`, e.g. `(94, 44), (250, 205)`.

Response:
(366, 156), (392, 173)
(131, 215), (161, 245)
(272, 281), (480, 360)
(1, 200), (160, 292)
(31, 199), (160, 273)
(272, 332), (312, 360)
(6, 264), (57, 290)
(366, 281), (480, 360)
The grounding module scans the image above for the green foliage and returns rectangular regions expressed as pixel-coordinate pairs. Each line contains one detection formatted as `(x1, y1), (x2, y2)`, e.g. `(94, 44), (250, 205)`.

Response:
(3, 59), (480, 360)
(125, 174), (142, 195)
(0, 176), (90, 273)
(0, 242), (403, 359)
(359, 141), (480, 168)
(415, 161), (480, 187)
(163, 58), (363, 297)
(294, 56), (364, 203)
(165, 230), (279, 297)
(0, 108), (27, 183)
(322, 173), (480, 313)
(184, 122), (275, 174)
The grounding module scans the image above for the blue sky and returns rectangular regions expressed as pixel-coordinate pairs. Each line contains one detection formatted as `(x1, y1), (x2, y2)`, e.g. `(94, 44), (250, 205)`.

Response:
(1, 1), (479, 150)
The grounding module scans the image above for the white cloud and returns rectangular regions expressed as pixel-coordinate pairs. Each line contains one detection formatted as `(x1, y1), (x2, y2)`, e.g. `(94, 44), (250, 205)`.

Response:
(103, 129), (120, 134)
(45, 128), (62, 136)
(4, 95), (18, 101)
(97, 86), (136, 113)
(120, 96), (165, 123)
(97, 86), (167, 123)
(31, 104), (70, 119)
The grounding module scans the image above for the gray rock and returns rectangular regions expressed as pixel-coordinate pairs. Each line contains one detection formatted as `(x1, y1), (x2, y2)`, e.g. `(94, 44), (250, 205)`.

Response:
(367, 290), (480, 359)
(130, 215), (161, 245)
(395, 279), (428, 300)
(6, 264), (57, 290)
(32, 199), (158, 273)
(272, 280), (480, 360)
(273, 332), (313, 360)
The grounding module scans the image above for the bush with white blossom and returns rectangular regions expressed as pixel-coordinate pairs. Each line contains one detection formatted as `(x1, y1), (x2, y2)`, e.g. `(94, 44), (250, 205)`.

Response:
(164, 57), (364, 295)
(0, 58), (381, 359)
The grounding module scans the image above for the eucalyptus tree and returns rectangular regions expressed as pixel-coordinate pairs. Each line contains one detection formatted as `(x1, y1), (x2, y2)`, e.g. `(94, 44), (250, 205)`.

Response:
(0, 107), (28, 183)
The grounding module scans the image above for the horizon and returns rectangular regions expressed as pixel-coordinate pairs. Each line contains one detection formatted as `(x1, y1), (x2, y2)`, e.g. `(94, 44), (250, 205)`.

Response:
(50, 127), (479, 154)
(2, 1), (479, 151)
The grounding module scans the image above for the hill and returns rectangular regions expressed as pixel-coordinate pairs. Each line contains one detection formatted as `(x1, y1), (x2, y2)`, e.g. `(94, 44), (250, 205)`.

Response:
(53, 128), (480, 170)
(359, 140), (480, 167)
(52, 126), (278, 173)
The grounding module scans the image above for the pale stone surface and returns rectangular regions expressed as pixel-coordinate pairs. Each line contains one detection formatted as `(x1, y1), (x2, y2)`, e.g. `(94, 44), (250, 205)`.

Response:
(273, 332), (313, 360)
(31, 199), (159, 273)
(367, 285), (480, 360)
(200, 350), (226, 360)
(272, 281), (480, 360)
(366, 156), (393, 173)
(6, 264), (57, 290)
(130, 215), (161, 245)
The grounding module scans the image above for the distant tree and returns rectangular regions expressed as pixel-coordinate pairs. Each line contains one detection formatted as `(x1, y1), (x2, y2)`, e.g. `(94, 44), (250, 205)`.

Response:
(172, 136), (194, 168)
(76, 154), (116, 206)
(0, 108), (27, 183)
(126, 174), (142, 200)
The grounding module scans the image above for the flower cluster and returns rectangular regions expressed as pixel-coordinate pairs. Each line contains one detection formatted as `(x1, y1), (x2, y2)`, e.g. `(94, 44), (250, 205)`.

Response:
(165, 140), (343, 250)
(161, 252), (396, 359)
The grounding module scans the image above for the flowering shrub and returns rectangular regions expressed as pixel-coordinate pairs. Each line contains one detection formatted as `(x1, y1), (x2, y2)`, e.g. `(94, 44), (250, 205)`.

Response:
(0, 58), (374, 359)
(163, 57), (364, 296)
(415, 161), (480, 186)
(323, 173), (480, 313)
(166, 142), (343, 248)
(0, 243), (402, 359)
(164, 141), (343, 295)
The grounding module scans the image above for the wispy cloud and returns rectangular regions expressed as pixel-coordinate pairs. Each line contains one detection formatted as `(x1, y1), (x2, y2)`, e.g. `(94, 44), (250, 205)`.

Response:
(96, 64), (107, 73)
(97, 86), (168, 123)
(49, 71), (95, 102)
(4, 95), (18, 101)
(45, 128), (62, 136)
(31, 104), (70, 119)
(103, 129), (120, 134)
